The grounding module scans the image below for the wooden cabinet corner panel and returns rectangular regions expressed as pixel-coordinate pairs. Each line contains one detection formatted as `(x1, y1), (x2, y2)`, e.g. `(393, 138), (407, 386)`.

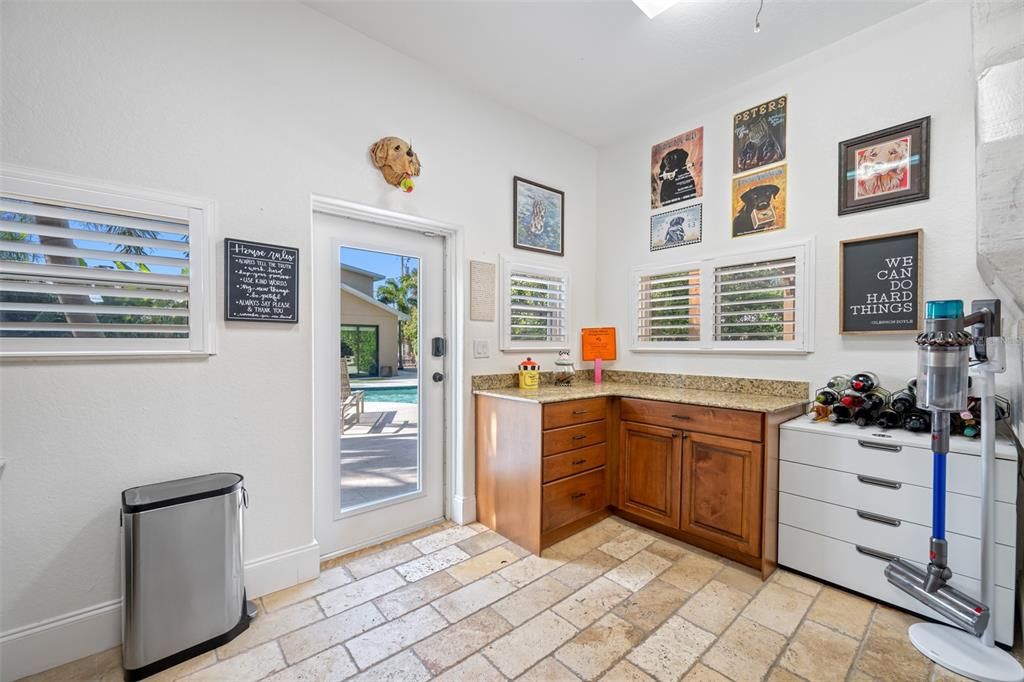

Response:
(543, 444), (607, 483)
(542, 421), (608, 456)
(542, 468), (607, 532)
(543, 398), (609, 430)
(681, 431), (763, 556)
(618, 421), (682, 529)
(619, 398), (763, 442)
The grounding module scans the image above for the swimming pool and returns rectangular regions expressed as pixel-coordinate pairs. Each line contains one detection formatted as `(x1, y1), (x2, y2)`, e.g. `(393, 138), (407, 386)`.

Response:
(360, 386), (419, 404)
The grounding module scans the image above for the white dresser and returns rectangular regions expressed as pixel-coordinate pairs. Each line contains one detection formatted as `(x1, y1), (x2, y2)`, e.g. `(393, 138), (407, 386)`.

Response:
(778, 418), (1019, 645)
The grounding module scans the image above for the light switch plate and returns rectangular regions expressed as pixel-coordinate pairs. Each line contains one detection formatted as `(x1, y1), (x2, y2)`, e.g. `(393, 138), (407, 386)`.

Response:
(473, 339), (490, 359)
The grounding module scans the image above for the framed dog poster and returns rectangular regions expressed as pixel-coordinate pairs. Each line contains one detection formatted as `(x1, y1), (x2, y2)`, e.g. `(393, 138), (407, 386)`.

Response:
(733, 95), (787, 174)
(839, 229), (923, 334)
(731, 164), (787, 238)
(513, 176), (564, 256)
(650, 205), (701, 251)
(838, 117), (930, 215)
(651, 127), (703, 209)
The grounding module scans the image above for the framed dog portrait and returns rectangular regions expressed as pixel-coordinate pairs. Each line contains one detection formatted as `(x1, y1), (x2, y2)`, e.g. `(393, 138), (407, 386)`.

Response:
(731, 164), (787, 238)
(513, 176), (564, 256)
(651, 127), (703, 209)
(733, 95), (787, 174)
(650, 205), (702, 251)
(838, 117), (930, 215)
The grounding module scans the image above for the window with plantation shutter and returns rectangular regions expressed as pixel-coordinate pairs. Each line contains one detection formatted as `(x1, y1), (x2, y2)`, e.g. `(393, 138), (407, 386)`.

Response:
(632, 242), (811, 353)
(500, 256), (569, 350)
(0, 170), (214, 357)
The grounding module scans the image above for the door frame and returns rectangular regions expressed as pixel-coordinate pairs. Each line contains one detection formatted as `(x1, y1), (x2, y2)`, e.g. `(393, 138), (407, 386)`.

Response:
(310, 194), (466, 557)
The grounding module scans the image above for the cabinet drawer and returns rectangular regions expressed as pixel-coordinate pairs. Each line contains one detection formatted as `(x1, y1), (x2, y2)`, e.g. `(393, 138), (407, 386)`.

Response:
(543, 421), (607, 456)
(779, 493), (1015, 588)
(780, 461), (1016, 546)
(543, 468), (607, 531)
(780, 428), (1016, 503)
(620, 398), (762, 442)
(779, 524), (1014, 645)
(543, 444), (607, 483)
(543, 398), (608, 430)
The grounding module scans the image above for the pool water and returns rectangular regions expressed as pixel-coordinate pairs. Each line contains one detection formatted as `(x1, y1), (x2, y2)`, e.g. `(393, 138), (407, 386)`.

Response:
(361, 386), (419, 403)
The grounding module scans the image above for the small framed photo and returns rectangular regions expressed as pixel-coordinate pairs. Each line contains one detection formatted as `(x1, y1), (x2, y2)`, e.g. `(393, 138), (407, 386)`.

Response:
(838, 117), (930, 215)
(513, 176), (564, 256)
(650, 205), (702, 251)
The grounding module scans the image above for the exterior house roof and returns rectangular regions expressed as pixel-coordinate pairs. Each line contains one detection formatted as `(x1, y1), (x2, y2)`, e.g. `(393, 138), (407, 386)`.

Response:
(340, 263), (386, 281)
(340, 283), (410, 321)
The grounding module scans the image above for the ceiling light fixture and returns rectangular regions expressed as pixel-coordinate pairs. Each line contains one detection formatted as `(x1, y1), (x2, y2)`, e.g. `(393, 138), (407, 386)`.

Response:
(631, 0), (682, 19)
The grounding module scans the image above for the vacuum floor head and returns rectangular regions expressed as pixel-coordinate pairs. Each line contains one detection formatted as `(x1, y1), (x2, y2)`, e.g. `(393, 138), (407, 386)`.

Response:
(885, 558), (989, 637)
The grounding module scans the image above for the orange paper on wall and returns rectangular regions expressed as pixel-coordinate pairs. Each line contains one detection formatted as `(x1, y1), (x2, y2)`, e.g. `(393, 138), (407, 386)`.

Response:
(581, 327), (617, 361)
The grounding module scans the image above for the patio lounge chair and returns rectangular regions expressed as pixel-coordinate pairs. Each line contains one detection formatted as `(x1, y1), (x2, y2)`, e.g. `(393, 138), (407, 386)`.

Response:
(340, 360), (365, 432)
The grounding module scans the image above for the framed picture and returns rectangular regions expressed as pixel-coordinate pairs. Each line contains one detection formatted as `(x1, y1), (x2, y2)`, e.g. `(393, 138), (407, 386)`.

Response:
(651, 127), (703, 209)
(650, 205), (702, 251)
(839, 229), (923, 334)
(731, 164), (787, 238)
(838, 117), (930, 215)
(733, 95), (787, 174)
(513, 176), (564, 256)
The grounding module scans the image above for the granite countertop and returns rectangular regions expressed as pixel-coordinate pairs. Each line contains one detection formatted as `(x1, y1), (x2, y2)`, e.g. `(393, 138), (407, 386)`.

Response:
(473, 379), (810, 414)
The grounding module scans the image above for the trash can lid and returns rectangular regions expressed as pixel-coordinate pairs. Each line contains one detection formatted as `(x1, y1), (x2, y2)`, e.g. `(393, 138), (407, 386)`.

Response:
(122, 473), (244, 513)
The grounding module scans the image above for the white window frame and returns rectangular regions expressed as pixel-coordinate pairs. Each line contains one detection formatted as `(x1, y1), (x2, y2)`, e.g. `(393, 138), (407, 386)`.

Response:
(0, 166), (216, 358)
(631, 240), (814, 354)
(499, 254), (571, 352)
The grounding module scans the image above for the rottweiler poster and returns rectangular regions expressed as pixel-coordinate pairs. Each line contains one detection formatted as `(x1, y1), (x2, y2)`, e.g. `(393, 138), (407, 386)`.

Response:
(651, 127), (703, 209)
(731, 164), (787, 238)
(733, 95), (787, 174)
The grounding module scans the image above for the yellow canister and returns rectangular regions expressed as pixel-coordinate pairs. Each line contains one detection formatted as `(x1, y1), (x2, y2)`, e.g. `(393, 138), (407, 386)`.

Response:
(518, 357), (540, 389)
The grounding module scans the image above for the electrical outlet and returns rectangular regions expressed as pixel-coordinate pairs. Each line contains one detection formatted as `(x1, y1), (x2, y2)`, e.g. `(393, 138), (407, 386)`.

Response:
(473, 339), (490, 359)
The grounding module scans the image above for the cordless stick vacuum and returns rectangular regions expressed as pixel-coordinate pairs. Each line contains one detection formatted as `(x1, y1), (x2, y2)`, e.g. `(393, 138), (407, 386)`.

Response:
(884, 299), (1023, 682)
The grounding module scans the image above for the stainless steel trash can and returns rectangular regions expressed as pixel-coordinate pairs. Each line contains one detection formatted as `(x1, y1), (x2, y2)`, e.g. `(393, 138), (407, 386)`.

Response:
(121, 473), (252, 680)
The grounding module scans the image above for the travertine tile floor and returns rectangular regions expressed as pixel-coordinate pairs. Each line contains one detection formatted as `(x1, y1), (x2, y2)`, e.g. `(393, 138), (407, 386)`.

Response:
(23, 517), (1022, 682)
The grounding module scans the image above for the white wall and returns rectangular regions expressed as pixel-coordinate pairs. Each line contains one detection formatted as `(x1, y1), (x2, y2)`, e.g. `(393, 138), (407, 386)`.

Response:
(0, 1), (596, 675)
(596, 1), (1008, 391)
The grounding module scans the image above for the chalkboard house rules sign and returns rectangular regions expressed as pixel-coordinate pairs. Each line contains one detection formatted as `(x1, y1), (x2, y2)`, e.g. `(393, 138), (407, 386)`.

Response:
(225, 238), (299, 323)
(840, 229), (922, 334)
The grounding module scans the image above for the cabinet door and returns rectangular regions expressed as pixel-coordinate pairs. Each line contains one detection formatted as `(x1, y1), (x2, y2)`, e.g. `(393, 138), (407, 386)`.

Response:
(618, 421), (682, 529)
(681, 431), (763, 557)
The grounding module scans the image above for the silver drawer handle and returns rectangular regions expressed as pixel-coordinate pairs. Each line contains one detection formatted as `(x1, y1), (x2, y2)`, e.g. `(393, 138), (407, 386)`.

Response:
(572, 409), (590, 415)
(858, 440), (903, 453)
(857, 474), (902, 490)
(857, 510), (901, 527)
(856, 544), (898, 563)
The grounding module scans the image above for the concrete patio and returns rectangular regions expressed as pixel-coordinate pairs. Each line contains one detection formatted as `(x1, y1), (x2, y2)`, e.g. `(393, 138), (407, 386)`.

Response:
(339, 400), (419, 510)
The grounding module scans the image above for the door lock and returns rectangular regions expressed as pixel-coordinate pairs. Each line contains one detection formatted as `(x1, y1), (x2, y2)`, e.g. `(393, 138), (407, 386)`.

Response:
(432, 372), (444, 383)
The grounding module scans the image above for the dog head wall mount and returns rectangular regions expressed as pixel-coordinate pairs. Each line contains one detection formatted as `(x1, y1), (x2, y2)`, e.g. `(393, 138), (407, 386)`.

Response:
(370, 137), (421, 193)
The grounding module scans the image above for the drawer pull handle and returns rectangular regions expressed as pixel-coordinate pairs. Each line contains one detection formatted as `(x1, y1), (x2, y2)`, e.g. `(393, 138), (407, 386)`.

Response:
(572, 459), (587, 465)
(672, 414), (691, 421)
(855, 544), (898, 563)
(571, 492), (586, 500)
(857, 475), (902, 490)
(572, 434), (587, 441)
(572, 409), (590, 415)
(857, 510), (902, 527)
(858, 440), (903, 453)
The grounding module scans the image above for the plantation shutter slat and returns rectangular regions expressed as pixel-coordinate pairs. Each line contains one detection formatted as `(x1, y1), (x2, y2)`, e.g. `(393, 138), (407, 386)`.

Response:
(0, 260), (189, 287)
(714, 256), (798, 342)
(1, 219), (189, 251)
(636, 267), (701, 343)
(0, 199), (190, 235)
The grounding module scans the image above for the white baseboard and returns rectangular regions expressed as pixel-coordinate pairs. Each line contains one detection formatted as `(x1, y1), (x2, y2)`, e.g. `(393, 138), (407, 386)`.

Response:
(0, 539), (320, 682)
(451, 494), (477, 525)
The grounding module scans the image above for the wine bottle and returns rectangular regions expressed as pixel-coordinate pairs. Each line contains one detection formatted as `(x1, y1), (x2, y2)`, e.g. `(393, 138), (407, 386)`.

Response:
(903, 409), (931, 433)
(826, 375), (851, 391)
(814, 387), (841, 406)
(829, 404), (853, 423)
(850, 371), (880, 394)
(890, 388), (916, 413)
(853, 390), (887, 426)
(875, 407), (902, 429)
(840, 393), (864, 408)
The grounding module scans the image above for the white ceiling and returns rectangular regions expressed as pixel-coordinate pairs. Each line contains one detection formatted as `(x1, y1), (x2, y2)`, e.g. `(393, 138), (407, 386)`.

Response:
(305, 0), (925, 145)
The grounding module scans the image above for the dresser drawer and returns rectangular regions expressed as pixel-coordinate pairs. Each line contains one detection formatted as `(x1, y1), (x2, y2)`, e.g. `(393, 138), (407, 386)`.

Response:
(543, 444), (607, 483)
(620, 398), (762, 442)
(780, 461), (1016, 545)
(543, 421), (607, 456)
(779, 524), (1014, 645)
(543, 398), (608, 430)
(779, 493), (1015, 588)
(542, 468), (607, 531)
(780, 428), (1016, 503)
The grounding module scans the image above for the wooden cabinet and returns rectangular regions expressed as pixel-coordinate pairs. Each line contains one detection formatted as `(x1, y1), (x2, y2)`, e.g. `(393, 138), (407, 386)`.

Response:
(680, 432), (762, 556)
(618, 422), (682, 529)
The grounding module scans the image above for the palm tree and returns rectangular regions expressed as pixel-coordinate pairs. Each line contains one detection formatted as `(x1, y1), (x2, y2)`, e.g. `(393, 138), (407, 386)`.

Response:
(376, 269), (418, 370)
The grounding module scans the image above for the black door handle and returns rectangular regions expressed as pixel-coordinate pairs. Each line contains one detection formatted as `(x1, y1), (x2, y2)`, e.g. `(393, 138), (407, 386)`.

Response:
(432, 372), (444, 383)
